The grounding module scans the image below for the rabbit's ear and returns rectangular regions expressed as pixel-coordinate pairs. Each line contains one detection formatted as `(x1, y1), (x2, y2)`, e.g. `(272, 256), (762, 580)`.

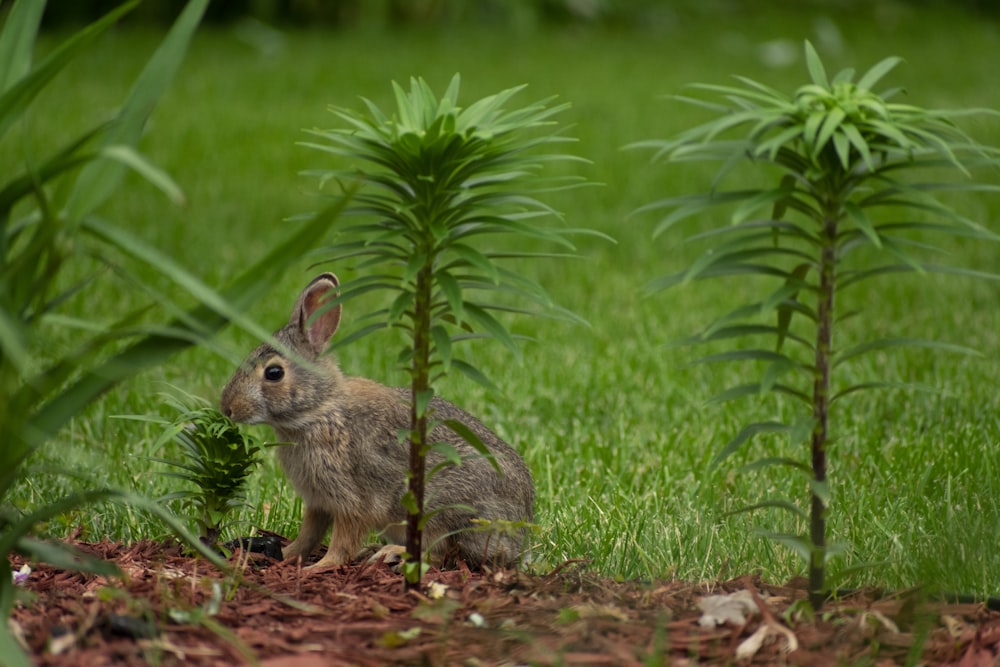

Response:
(292, 273), (342, 354)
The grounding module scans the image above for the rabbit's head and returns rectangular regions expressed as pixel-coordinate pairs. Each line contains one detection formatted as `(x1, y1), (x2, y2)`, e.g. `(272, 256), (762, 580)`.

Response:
(220, 273), (343, 430)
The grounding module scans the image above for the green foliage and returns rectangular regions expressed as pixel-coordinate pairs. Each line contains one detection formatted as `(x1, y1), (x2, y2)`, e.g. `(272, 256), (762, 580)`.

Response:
(637, 41), (1000, 609)
(5, 10), (1000, 600)
(302, 74), (590, 584)
(0, 1), (349, 662)
(124, 392), (269, 546)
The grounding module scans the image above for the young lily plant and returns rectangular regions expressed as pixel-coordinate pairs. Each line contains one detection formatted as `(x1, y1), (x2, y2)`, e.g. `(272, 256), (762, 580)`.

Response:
(127, 391), (270, 548)
(301, 74), (592, 585)
(636, 42), (1000, 609)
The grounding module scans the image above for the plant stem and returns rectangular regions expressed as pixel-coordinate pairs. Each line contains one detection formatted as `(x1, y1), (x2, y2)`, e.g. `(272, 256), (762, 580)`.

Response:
(405, 263), (433, 590)
(809, 210), (838, 610)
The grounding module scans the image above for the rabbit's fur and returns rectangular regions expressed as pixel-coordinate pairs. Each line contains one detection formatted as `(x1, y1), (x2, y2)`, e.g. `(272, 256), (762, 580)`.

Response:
(220, 273), (534, 569)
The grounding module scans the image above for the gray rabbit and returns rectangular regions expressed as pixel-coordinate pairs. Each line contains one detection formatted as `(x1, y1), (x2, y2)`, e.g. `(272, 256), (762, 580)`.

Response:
(220, 272), (534, 570)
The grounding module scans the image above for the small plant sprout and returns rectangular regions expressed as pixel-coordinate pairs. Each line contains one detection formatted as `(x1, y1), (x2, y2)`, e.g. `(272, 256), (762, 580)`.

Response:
(302, 74), (595, 586)
(636, 41), (1000, 609)
(133, 392), (269, 548)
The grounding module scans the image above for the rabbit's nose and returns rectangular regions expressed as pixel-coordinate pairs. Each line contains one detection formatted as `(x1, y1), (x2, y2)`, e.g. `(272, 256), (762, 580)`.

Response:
(219, 391), (234, 418)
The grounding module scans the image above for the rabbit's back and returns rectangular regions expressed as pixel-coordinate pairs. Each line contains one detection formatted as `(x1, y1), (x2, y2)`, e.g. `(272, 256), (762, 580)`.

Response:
(278, 377), (534, 565)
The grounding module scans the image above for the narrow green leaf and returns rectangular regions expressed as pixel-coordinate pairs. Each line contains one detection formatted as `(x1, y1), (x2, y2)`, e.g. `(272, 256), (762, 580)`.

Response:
(0, 307), (29, 376)
(840, 122), (873, 170)
(64, 0), (208, 224)
(776, 263), (811, 353)
(97, 145), (185, 206)
(770, 174), (797, 222)
(441, 419), (501, 473)
(0, 626), (30, 667)
(414, 389), (434, 419)
(790, 417), (817, 447)
(857, 56), (904, 91)
(761, 358), (800, 394)
(803, 111), (826, 153)
(832, 128), (852, 170)
(402, 250), (426, 284)
(755, 530), (815, 564)
(834, 337), (981, 366)
(428, 441), (462, 469)
(449, 244), (500, 283)
(436, 270), (464, 323)
(713, 421), (791, 467)
(669, 324), (801, 349)
(0, 0), (46, 93)
(639, 190), (761, 239)
(694, 349), (801, 366)
(81, 218), (275, 346)
(831, 381), (938, 403)
(400, 489), (419, 515)
(837, 263), (918, 289)
(843, 201), (881, 249)
(809, 478), (831, 506)
(463, 303), (520, 358)
(739, 457), (813, 475)
(15, 536), (120, 577)
(760, 280), (807, 319)
(429, 325), (452, 372)
(709, 382), (810, 405)
(754, 125), (805, 162)
(724, 499), (808, 520)
(0, 1), (137, 142)
(683, 241), (810, 284)
(831, 67), (856, 85)
(814, 107), (846, 154)
(451, 359), (501, 394)
(387, 290), (414, 326)
(0, 489), (121, 554)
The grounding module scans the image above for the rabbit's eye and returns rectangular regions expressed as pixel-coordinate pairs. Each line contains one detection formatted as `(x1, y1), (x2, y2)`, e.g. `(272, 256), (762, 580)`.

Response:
(263, 365), (285, 382)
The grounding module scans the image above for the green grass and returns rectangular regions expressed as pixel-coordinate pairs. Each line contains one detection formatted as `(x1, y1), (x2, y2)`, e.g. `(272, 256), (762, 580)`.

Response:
(8, 5), (1000, 597)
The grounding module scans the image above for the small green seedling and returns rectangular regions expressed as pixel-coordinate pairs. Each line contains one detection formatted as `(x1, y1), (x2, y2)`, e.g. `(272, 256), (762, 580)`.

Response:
(134, 392), (269, 547)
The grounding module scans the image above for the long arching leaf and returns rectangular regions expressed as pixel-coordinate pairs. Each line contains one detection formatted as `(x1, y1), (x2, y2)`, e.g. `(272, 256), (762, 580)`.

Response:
(713, 421), (793, 466)
(724, 499), (808, 520)
(834, 337), (981, 366)
(63, 0), (208, 225)
(0, 1), (137, 141)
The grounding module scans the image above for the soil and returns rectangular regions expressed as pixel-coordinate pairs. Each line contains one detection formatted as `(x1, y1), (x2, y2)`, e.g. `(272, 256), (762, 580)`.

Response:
(9, 536), (1000, 666)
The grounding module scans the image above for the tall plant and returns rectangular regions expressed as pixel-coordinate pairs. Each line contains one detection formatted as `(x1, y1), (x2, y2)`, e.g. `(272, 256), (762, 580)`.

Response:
(302, 74), (590, 585)
(636, 42), (1000, 609)
(0, 2), (347, 663)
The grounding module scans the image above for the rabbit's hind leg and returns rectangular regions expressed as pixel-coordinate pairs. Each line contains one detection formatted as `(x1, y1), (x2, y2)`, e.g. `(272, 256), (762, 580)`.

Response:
(283, 505), (332, 563)
(365, 543), (406, 567)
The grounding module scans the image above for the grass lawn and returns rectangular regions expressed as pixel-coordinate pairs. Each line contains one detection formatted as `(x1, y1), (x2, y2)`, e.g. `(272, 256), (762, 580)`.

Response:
(8, 4), (1000, 596)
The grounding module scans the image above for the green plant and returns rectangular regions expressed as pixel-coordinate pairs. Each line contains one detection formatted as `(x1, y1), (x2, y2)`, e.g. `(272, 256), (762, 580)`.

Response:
(0, 1), (350, 663)
(124, 392), (269, 547)
(302, 74), (592, 585)
(636, 41), (1000, 609)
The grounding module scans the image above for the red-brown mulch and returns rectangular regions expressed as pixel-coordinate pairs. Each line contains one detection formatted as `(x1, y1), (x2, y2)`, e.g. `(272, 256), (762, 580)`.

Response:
(8, 538), (1000, 666)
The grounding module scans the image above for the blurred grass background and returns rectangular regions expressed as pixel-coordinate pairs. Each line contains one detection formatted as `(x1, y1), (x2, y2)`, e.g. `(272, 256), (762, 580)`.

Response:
(7, 0), (1000, 594)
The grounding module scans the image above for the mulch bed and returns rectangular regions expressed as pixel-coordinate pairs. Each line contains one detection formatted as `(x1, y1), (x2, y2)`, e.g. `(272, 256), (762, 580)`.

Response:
(9, 538), (1000, 666)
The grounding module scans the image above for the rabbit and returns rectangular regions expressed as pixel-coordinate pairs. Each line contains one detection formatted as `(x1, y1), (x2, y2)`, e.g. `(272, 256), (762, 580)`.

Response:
(220, 272), (535, 570)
